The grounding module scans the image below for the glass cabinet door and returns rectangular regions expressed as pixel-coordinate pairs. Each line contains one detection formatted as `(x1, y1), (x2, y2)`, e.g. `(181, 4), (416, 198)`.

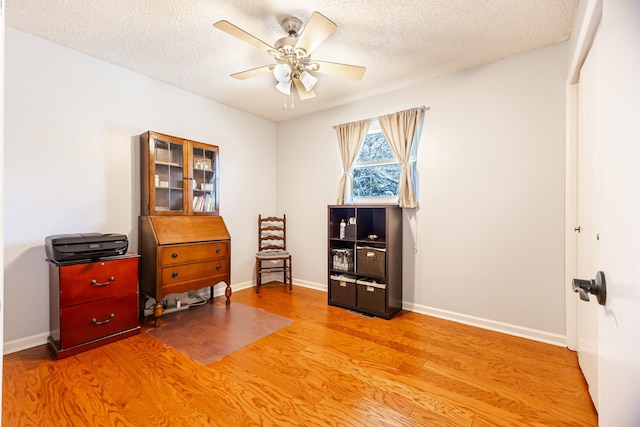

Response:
(189, 142), (219, 215)
(150, 136), (186, 214)
(141, 131), (219, 216)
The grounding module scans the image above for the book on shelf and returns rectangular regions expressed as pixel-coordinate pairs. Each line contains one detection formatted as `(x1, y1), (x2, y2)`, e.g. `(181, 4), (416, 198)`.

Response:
(192, 194), (214, 212)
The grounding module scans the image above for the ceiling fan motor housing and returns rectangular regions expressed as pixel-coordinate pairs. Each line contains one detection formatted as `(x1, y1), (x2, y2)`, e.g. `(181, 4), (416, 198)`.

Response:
(281, 16), (302, 36)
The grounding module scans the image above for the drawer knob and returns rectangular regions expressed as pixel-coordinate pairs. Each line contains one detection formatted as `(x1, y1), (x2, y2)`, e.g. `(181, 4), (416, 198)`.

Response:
(216, 264), (221, 271)
(216, 247), (221, 254)
(172, 272), (179, 278)
(171, 252), (178, 259)
(91, 313), (115, 325)
(90, 276), (115, 287)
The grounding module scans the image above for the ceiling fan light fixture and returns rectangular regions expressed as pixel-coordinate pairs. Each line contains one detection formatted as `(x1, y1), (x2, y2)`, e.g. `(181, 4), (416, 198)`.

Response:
(273, 63), (292, 83)
(215, 11), (365, 106)
(299, 71), (318, 91)
(276, 80), (292, 95)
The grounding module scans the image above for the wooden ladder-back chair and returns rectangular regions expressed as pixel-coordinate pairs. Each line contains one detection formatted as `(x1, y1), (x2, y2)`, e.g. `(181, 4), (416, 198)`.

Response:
(255, 214), (292, 293)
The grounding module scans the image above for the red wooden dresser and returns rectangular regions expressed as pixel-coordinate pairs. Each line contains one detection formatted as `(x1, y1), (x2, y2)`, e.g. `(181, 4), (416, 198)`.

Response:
(47, 254), (140, 359)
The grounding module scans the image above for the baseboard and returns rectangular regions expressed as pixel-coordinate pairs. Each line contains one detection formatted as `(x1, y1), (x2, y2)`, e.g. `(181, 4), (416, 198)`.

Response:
(234, 278), (327, 293)
(3, 281), (566, 355)
(290, 278), (327, 292)
(4, 332), (50, 355)
(403, 301), (568, 347)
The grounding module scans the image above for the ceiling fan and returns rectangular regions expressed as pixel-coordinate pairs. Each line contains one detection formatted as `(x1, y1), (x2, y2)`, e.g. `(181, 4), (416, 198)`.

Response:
(213, 11), (366, 101)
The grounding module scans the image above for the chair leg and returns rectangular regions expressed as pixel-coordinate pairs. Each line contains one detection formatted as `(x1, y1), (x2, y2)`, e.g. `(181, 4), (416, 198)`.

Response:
(255, 259), (261, 294)
(288, 257), (293, 291)
(283, 259), (287, 287)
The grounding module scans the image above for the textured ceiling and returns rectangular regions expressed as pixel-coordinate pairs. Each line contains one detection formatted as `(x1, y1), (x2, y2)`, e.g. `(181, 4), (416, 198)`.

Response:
(6, 0), (578, 122)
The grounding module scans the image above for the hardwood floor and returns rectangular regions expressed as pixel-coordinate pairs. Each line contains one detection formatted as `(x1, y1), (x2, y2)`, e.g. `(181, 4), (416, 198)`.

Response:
(3, 284), (597, 426)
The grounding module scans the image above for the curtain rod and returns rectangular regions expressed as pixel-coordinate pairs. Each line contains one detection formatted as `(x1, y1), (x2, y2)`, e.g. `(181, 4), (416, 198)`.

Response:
(332, 106), (429, 129)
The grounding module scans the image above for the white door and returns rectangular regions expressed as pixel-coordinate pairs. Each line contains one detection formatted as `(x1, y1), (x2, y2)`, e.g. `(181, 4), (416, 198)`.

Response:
(1, 0), (6, 414)
(575, 28), (601, 410)
(571, 0), (640, 425)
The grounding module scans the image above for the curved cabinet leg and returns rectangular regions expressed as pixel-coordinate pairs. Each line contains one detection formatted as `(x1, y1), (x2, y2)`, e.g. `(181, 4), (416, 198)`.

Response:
(225, 284), (232, 305)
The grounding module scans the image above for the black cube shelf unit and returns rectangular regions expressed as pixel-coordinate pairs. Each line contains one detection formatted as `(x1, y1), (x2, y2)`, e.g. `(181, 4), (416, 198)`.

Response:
(327, 205), (402, 319)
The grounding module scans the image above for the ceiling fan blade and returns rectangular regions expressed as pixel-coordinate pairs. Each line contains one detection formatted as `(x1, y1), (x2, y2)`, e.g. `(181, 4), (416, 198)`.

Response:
(313, 61), (366, 80)
(213, 20), (275, 54)
(295, 12), (337, 55)
(230, 65), (274, 80)
(293, 78), (316, 100)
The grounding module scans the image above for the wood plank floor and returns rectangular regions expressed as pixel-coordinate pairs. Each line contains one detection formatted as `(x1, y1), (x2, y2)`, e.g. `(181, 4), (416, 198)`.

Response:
(3, 284), (597, 426)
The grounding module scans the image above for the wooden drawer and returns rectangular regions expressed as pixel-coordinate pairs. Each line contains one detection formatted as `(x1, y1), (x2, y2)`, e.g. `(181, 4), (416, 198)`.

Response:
(60, 293), (139, 349)
(356, 281), (387, 314)
(160, 241), (228, 266)
(356, 246), (386, 278)
(329, 276), (356, 307)
(59, 257), (138, 307)
(161, 259), (229, 286)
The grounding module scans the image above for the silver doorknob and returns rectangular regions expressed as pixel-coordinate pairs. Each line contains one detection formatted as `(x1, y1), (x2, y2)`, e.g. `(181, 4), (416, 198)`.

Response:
(572, 271), (606, 305)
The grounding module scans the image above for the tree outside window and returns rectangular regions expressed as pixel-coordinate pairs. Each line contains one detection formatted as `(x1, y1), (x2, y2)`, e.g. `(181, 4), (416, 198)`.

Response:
(351, 119), (418, 201)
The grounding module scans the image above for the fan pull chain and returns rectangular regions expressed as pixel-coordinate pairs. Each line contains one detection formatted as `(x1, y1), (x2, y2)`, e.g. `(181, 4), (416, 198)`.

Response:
(282, 93), (295, 110)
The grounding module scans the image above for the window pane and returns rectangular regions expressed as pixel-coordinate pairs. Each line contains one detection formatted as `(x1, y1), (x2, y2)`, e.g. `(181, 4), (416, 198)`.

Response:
(410, 138), (418, 157)
(356, 132), (395, 162)
(353, 164), (400, 197)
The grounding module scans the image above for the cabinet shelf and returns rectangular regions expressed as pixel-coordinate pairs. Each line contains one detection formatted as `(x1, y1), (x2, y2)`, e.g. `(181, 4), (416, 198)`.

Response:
(327, 205), (402, 319)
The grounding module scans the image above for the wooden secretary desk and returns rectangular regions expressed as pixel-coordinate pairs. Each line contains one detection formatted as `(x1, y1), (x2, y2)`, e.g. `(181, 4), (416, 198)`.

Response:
(138, 131), (231, 318)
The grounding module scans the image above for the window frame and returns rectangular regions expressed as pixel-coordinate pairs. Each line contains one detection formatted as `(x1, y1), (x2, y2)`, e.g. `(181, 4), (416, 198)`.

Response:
(350, 119), (418, 204)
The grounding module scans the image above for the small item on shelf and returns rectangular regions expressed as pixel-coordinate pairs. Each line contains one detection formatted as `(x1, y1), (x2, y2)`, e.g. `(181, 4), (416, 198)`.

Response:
(332, 248), (353, 271)
(155, 175), (160, 187)
(339, 219), (346, 239)
(367, 234), (378, 240)
(159, 181), (169, 188)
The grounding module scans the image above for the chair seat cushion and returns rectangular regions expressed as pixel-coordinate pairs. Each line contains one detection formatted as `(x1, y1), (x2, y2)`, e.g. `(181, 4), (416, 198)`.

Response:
(256, 250), (290, 259)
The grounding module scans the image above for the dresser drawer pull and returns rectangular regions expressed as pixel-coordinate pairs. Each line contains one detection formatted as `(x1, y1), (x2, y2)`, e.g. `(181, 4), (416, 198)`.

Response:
(171, 252), (179, 259)
(172, 272), (179, 278)
(90, 277), (115, 287)
(216, 247), (221, 254)
(91, 313), (115, 325)
(216, 264), (221, 271)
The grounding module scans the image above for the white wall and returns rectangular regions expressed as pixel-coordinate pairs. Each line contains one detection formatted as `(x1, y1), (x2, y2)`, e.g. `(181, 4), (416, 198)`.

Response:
(277, 43), (568, 342)
(3, 28), (277, 350)
(4, 26), (569, 349)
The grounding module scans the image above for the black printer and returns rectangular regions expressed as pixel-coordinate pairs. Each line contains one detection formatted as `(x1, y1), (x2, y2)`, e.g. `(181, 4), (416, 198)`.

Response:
(45, 233), (128, 262)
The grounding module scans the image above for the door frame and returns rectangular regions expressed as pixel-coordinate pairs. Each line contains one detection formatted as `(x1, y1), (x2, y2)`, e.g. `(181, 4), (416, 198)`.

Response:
(565, 0), (602, 351)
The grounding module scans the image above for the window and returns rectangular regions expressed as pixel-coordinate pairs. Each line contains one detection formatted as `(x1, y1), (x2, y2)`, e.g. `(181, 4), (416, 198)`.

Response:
(351, 119), (418, 202)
